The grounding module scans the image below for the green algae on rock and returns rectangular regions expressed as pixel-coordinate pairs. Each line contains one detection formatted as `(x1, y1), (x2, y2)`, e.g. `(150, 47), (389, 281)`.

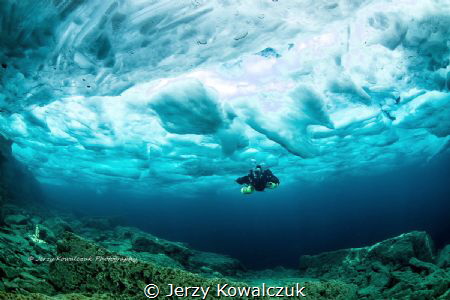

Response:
(1, 207), (446, 299)
(299, 231), (450, 299)
(48, 232), (357, 300)
(48, 232), (262, 299)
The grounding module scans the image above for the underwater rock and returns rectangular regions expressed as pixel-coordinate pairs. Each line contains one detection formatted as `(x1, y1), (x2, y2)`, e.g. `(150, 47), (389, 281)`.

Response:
(0, 197), (446, 300)
(437, 244), (450, 269)
(49, 232), (265, 299)
(0, 291), (116, 299)
(366, 231), (435, 264)
(0, 224), (56, 295)
(299, 231), (435, 278)
(4, 214), (29, 226)
(94, 226), (245, 275)
(3, 274), (54, 295)
(299, 231), (450, 299)
(128, 232), (246, 275)
(72, 225), (205, 272)
(187, 251), (246, 276)
(131, 235), (168, 252)
(305, 280), (358, 299)
(139, 253), (184, 269)
(409, 257), (440, 274)
(81, 216), (123, 231)
(131, 235), (194, 265)
(47, 232), (359, 299)
(42, 218), (74, 238)
(0, 206), (387, 300)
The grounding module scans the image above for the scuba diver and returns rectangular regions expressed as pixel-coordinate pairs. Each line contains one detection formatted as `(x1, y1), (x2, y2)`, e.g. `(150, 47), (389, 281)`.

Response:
(236, 165), (280, 194)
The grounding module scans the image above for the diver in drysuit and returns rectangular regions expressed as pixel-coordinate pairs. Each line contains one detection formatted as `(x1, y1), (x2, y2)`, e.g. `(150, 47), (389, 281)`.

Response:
(236, 165), (280, 194)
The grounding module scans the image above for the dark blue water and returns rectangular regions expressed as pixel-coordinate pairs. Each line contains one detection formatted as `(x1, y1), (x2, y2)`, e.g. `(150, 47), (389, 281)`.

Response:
(44, 153), (450, 269)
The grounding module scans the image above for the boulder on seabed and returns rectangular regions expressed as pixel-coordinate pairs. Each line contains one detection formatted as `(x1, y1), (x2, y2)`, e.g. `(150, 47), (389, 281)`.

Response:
(299, 231), (435, 279)
(437, 244), (450, 269)
(187, 251), (246, 276)
(299, 231), (450, 300)
(131, 235), (193, 266)
(4, 214), (29, 226)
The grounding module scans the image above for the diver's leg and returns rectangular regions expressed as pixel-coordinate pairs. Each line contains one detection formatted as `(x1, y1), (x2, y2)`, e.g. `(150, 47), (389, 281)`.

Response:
(266, 182), (279, 189)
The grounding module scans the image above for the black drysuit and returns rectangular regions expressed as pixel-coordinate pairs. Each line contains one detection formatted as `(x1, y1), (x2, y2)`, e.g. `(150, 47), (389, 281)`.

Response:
(236, 169), (280, 191)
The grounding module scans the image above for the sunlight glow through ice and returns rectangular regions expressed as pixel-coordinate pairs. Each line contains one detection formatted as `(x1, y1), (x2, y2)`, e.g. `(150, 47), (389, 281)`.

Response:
(0, 0), (449, 195)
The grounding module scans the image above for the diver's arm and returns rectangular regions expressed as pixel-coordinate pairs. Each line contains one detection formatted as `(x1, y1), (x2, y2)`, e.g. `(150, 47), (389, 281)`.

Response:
(236, 175), (251, 185)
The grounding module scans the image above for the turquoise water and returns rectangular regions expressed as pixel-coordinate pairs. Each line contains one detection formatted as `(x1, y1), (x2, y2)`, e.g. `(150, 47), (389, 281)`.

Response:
(43, 154), (450, 268)
(1, 0), (449, 269)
